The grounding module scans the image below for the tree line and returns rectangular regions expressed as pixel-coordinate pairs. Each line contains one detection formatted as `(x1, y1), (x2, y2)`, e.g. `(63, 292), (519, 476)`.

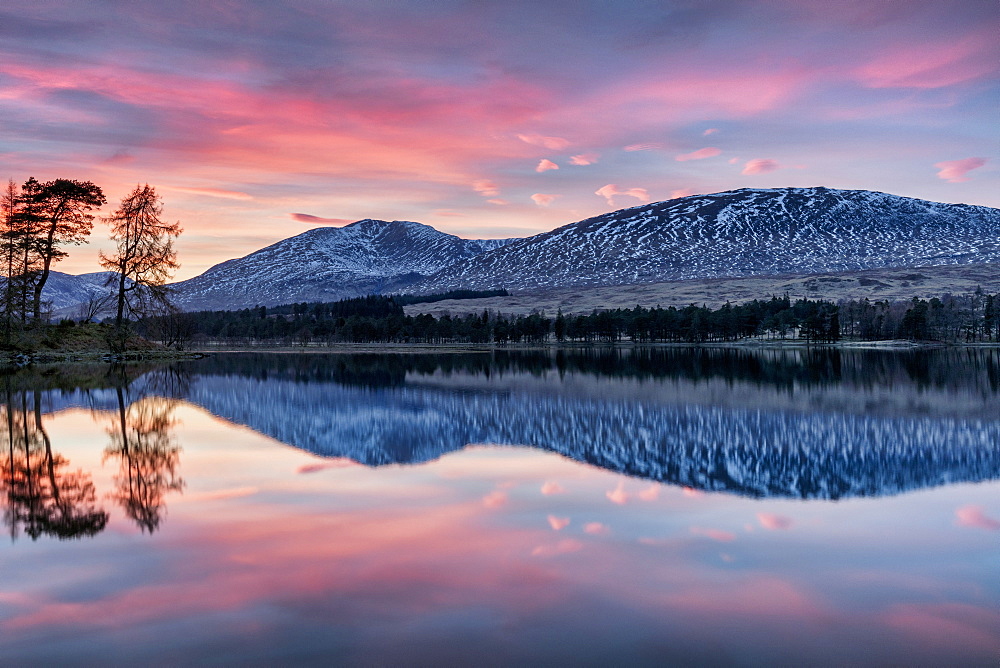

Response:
(1, 177), (181, 352)
(143, 289), (1000, 347)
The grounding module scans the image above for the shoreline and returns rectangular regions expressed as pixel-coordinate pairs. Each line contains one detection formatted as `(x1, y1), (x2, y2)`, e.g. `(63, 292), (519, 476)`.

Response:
(4, 338), (998, 366)
(184, 339), (1000, 354)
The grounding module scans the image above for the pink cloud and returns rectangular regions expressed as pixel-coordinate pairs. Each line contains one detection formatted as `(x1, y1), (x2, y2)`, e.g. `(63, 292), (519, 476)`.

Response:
(595, 184), (649, 206)
(536, 158), (559, 172)
(547, 515), (570, 531)
(675, 147), (722, 162)
(742, 158), (781, 175)
(482, 490), (508, 508)
(486, 198), (508, 205)
(703, 128), (718, 136)
(955, 505), (1000, 530)
(291, 213), (355, 225)
(623, 142), (662, 152)
(540, 481), (565, 495)
(757, 513), (793, 530)
(690, 526), (737, 542)
(857, 36), (997, 89)
(728, 157), (740, 165)
(682, 487), (703, 497)
(569, 153), (599, 166)
(934, 158), (987, 183)
(605, 481), (629, 505)
(169, 186), (253, 200)
(531, 539), (583, 557)
(472, 179), (500, 197)
(584, 522), (610, 535)
(670, 188), (696, 199)
(531, 193), (560, 207)
(433, 209), (463, 217)
(517, 133), (570, 150)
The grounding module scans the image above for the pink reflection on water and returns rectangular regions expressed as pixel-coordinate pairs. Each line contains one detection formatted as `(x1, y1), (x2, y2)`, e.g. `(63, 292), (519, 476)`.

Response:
(955, 505), (1000, 530)
(606, 481), (629, 505)
(757, 513), (793, 530)
(547, 515), (570, 531)
(690, 527), (737, 542)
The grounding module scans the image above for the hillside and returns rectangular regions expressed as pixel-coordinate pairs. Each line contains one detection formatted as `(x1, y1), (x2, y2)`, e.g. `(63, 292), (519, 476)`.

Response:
(403, 187), (1000, 294)
(169, 219), (517, 311)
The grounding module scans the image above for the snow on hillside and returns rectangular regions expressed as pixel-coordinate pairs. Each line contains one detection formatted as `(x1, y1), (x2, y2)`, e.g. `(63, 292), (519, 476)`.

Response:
(170, 219), (518, 310)
(403, 187), (1000, 293)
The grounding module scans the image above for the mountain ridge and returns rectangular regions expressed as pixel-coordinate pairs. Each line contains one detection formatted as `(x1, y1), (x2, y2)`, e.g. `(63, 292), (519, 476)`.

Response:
(169, 218), (518, 310)
(401, 187), (1000, 294)
(41, 187), (1000, 313)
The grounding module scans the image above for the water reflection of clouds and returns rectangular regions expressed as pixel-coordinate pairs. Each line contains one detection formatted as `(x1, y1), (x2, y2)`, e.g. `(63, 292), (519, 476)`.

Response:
(757, 513), (794, 531)
(5, 353), (1000, 663)
(954, 505), (1000, 531)
(690, 527), (738, 542)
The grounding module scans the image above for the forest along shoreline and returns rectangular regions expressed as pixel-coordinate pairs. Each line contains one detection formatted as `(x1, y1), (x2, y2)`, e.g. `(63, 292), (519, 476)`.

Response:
(138, 291), (1000, 350)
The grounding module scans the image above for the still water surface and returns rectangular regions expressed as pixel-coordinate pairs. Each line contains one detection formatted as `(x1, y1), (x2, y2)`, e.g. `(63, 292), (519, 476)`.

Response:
(1, 349), (999, 665)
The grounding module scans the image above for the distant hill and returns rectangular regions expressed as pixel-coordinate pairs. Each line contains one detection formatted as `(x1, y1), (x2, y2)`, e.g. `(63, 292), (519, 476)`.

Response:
(41, 271), (117, 314)
(402, 187), (1000, 293)
(169, 219), (517, 311)
(46, 188), (1000, 314)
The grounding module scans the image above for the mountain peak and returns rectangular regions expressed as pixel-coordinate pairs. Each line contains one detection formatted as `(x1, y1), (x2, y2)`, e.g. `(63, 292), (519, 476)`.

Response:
(402, 187), (1000, 293)
(170, 218), (520, 310)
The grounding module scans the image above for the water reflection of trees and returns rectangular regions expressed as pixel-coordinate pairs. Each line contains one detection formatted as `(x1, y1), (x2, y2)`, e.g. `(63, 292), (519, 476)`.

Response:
(104, 388), (184, 534)
(1, 389), (108, 541)
(181, 347), (1000, 396)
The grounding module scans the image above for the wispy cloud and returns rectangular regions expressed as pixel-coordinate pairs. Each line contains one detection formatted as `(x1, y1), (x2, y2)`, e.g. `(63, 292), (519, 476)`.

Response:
(291, 213), (355, 225)
(536, 158), (559, 172)
(741, 158), (781, 175)
(934, 157), (987, 183)
(517, 133), (570, 150)
(595, 184), (649, 206)
(675, 147), (721, 162)
(472, 179), (500, 197)
(569, 153), (599, 166)
(531, 193), (559, 207)
(168, 186), (253, 200)
(623, 142), (662, 152)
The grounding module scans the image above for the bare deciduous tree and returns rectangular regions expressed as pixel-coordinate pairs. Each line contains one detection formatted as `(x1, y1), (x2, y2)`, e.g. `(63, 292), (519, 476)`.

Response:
(99, 184), (182, 351)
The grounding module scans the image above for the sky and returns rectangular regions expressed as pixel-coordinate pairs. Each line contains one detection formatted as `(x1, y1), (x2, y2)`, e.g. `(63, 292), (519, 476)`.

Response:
(1, 0), (997, 280)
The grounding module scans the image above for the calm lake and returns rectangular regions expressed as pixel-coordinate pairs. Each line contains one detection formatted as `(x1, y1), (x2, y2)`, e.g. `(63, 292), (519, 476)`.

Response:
(2, 348), (999, 665)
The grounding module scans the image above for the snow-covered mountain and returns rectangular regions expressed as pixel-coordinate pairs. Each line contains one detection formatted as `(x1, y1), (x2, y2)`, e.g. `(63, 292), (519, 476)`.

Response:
(403, 187), (1000, 293)
(40, 270), (117, 313)
(46, 187), (1000, 313)
(170, 219), (517, 310)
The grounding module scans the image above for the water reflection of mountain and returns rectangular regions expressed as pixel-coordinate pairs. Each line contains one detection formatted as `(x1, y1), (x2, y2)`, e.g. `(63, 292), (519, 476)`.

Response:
(180, 351), (1000, 500)
(13, 350), (1000, 501)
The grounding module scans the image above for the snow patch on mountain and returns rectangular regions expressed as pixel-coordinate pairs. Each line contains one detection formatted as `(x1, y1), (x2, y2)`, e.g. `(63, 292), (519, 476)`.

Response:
(404, 187), (1000, 293)
(170, 219), (518, 310)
